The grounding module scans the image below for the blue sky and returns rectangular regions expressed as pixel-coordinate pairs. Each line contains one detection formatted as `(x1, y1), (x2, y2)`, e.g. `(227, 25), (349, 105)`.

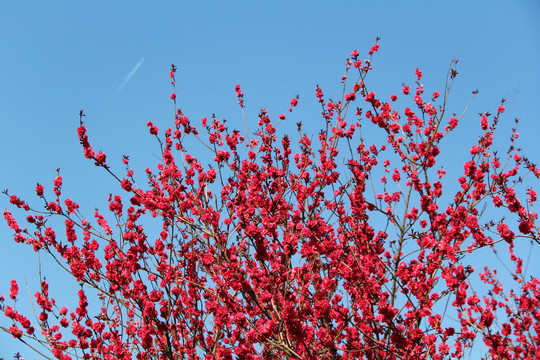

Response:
(0, 1), (539, 357)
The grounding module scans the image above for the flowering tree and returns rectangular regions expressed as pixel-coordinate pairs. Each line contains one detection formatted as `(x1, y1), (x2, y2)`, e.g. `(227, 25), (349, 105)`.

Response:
(2, 40), (539, 360)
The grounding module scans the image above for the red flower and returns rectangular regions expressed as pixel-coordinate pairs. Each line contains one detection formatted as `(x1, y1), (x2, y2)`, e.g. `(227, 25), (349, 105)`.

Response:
(147, 121), (159, 135)
(121, 178), (132, 192)
(402, 85), (410, 95)
(528, 189), (537, 203)
(497, 223), (515, 243)
(481, 115), (489, 130)
(8, 326), (22, 339)
(36, 184), (44, 196)
(214, 149), (230, 163)
(95, 151), (106, 164)
(369, 43), (379, 55)
(448, 117), (458, 129)
(9, 280), (18, 299)
(64, 199), (79, 213)
(518, 220), (533, 234)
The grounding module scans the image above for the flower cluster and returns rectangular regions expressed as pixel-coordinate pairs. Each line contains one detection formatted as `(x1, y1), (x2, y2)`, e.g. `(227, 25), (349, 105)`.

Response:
(1, 41), (539, 360)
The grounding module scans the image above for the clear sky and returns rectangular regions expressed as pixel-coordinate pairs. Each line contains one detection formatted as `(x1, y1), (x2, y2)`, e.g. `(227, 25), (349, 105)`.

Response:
(0, 1), (539, 357)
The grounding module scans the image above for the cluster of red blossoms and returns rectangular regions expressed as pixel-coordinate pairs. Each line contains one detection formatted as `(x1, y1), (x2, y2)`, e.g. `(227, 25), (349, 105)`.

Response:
(1, 40), (539, 360)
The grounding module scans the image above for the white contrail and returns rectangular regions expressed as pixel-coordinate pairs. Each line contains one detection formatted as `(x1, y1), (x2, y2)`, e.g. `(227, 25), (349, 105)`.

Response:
(111, 58), (144, 99)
